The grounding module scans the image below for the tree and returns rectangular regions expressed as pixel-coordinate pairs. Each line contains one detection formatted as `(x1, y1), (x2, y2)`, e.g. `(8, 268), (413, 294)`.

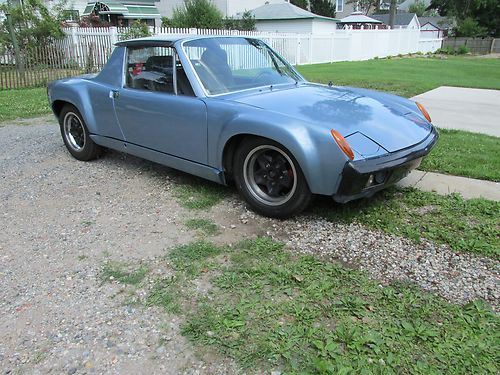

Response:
(454, 17), (488, 37)
(347, 0), (381, 15)
(429, 0), (499, 36)
(409, 0), (427, 16)
(169, 0), (224, 29)
(291, 0), (309, 10)
(224, 11), (256, 31)
(0, 0), (65, 50)
(310, 0), (336, 18)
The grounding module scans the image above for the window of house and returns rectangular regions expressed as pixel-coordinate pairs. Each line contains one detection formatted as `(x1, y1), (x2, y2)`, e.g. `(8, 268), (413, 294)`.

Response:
(336, 0), (344, 13)
(63, 10), (79, 21)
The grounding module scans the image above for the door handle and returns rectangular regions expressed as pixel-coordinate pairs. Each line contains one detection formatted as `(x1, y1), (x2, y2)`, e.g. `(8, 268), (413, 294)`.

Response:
(109, 90), (119, 99)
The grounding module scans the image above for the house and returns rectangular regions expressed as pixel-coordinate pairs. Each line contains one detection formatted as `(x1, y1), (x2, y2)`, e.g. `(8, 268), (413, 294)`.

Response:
(244, 2), (339, 34)
(338, 11), (384, 29)
(398, 0), (431, 12)
(370, 12), (420, 29)
(419, 16), (453, 38)
(333, 0), (357, 20)
(81, 0), (161, 26)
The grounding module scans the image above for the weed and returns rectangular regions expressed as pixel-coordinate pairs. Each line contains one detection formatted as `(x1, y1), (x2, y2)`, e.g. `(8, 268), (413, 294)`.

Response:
(185, 218), (220, 236)
(100, 261), (149, 285)
(174, 179), (229, 210)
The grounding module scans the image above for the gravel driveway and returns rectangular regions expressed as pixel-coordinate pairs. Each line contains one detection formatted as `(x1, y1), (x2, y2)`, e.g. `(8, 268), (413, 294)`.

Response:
(1, 119), (498, 374)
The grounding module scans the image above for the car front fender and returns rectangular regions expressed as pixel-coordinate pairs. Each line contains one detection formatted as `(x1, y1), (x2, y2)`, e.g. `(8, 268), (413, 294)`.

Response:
(208, 102), (349, 195)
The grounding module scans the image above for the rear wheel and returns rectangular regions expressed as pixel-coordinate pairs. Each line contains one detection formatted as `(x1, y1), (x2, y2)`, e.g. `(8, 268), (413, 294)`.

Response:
(233, 138), (313, 218)
(59, 105), (101, 161)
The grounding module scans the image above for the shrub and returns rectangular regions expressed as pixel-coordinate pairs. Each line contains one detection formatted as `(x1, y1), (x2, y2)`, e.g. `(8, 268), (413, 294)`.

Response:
(120, 21), (151, 40)
(170, 0), (224, 29)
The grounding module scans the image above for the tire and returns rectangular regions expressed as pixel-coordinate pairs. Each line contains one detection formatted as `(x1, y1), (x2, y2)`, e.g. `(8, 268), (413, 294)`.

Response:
(233, 137), (313, 218)
(59, 105), (101, 161)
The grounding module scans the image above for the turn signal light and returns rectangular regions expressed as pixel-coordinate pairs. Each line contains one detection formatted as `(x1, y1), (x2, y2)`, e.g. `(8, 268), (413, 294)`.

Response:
(331, 129), (354, 161)
(416, 101), (432, 123)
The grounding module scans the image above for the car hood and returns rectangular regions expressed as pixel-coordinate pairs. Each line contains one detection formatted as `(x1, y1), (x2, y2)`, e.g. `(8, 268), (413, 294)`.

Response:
(225, 83), (432, 153)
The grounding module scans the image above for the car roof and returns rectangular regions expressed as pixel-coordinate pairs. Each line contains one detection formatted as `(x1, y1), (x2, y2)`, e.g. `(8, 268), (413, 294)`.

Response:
(115, 34), (259, 47)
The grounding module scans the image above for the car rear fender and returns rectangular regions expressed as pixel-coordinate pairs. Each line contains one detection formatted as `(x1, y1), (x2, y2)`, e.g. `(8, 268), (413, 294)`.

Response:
(49, 81), (99, 134)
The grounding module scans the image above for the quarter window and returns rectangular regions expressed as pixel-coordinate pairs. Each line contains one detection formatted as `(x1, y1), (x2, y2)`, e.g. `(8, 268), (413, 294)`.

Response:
(126, 46), (175, 93)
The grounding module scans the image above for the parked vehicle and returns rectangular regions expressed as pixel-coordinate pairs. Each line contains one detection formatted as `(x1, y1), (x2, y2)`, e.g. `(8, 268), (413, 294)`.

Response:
(48, 36), (438, 218)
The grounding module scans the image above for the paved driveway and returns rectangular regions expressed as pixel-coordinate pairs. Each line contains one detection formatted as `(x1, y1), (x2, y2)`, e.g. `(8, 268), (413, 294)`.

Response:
(412, 86), (500, 137)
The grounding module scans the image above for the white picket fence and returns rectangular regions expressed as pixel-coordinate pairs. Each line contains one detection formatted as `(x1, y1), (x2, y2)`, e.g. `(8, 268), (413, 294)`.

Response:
(57, 26), (443, 69)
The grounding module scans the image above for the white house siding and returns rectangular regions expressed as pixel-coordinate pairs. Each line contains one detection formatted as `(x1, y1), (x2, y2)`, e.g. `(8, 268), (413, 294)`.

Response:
(156, 0), (184, 18)
(255, 19), (314, 34)
(311, 18), (337, 33)
(420, 23), (441, 39)
(407, 15), (420, 30)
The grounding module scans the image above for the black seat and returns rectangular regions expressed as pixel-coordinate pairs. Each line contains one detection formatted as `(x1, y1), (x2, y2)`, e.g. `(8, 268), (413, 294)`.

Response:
(145, 55), (173, 73)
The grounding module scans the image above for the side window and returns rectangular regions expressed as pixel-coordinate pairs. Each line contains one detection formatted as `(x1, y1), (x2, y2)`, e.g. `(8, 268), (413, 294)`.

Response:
(126, 46), (174, 93)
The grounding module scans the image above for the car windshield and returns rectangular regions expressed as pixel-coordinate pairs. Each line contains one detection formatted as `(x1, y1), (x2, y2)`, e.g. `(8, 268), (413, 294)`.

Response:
(182, 37), (304, 95)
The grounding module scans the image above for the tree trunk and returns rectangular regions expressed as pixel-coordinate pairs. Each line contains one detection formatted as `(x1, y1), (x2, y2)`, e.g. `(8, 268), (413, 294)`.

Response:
(389, 0), (397, 28)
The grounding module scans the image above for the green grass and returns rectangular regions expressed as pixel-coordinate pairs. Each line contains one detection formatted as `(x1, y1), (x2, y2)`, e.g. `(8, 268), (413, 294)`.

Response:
(297, 56), (500, 98)
(185, 218), (220, 236)
(174, 179), (229, 210)
(420, 129), (500, 181)
(101, 261), (149, 285)
(0, 87), (51, 122)
(147, 238), (498, 374)
(314, 188), (500, 258)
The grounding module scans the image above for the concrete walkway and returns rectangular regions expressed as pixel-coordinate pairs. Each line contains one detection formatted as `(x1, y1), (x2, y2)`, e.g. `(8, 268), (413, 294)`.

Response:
(398, 170), (500, 201)
(412, 86), (500, 137)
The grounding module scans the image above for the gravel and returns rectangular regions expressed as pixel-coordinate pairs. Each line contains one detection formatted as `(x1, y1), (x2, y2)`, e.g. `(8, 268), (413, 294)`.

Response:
(0, 120), (498, 373)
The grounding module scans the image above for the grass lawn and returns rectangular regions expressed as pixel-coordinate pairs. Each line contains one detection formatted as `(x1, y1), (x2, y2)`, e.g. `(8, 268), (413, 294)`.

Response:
(134, 238), (498, 374)
(297, 56), (500, 98)
(421, 129), (500, 181)
(0, 87), (50, 122)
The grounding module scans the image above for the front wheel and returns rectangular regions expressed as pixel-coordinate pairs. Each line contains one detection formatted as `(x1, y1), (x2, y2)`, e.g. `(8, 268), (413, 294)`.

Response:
(233, 138), (313, 218)
(59, 105), (102, 161)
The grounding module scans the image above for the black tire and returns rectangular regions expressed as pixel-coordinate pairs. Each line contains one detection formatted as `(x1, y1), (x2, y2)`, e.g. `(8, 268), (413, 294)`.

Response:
(233, 137), (313, 218)
(59, 104), (102, 161)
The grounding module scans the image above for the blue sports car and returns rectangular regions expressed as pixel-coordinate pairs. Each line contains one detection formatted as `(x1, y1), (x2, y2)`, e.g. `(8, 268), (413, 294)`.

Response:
(48, 35), (438, 218)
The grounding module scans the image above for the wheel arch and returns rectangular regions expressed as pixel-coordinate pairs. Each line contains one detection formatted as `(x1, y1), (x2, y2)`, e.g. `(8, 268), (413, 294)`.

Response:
(49, 82), (99, 134)
(219, 123), (346, 196)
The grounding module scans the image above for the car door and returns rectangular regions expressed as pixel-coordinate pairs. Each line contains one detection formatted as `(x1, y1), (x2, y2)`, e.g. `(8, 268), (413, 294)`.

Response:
(113, 45), (207, 164)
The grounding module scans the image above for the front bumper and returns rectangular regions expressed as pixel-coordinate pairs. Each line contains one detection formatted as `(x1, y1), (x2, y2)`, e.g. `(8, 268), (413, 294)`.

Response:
(333, 127), (439, 203)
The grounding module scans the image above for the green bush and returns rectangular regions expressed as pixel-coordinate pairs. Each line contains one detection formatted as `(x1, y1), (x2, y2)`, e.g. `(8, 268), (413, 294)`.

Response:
(437, 45), (470, 55)
(120, 20), (151, 40)
(170, 0), (224, 29)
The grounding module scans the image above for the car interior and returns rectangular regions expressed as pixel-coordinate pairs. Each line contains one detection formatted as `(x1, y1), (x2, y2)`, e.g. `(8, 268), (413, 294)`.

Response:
(126, 48), (195, 96)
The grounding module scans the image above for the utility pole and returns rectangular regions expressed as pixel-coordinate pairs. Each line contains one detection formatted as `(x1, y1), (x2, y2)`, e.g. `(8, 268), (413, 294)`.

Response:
(5, 12), (25, 78)
(388, 0), (397, 28)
